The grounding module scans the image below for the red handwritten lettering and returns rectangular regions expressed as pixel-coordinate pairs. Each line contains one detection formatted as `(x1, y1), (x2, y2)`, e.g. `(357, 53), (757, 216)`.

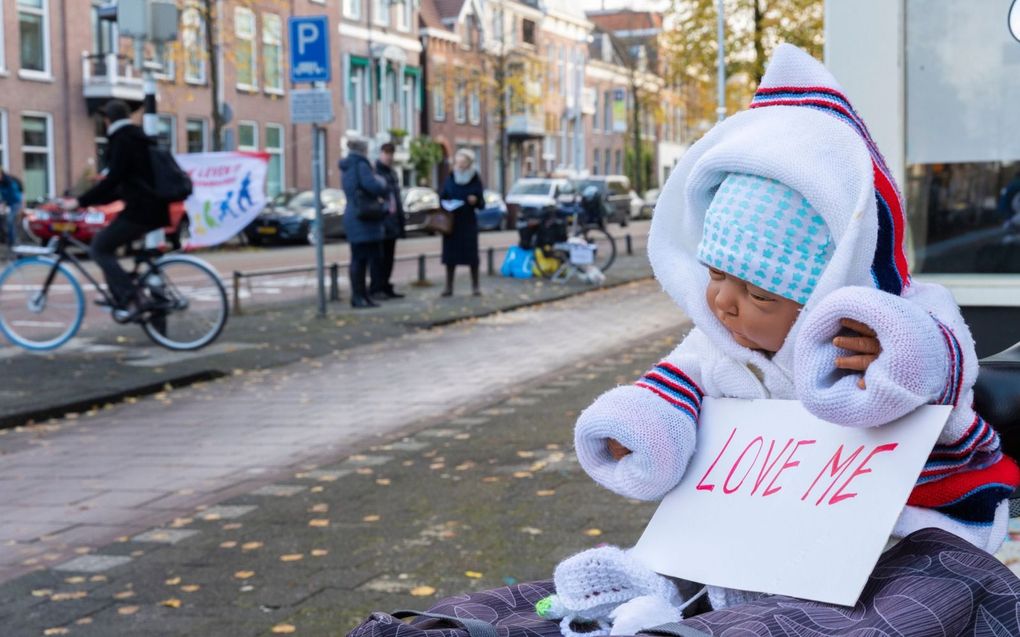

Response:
(828, 443), (899, 505)
(763, 439), (816, 497)
(750, 438), (793, 496)
(696, 427), (737, 492)
(723, 436), (764, 494)
(801, 444), (864, 506)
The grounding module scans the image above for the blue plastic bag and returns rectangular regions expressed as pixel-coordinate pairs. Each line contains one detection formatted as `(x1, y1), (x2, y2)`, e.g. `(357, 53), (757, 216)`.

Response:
(501, 246), (534, 279)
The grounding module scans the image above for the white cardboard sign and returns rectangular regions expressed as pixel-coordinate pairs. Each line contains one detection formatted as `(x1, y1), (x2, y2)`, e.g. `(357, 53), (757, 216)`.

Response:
(630, 398), (950, 606)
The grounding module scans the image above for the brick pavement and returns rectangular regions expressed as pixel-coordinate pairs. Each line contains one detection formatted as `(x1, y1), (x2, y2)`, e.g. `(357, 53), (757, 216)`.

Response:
(0, 279), (688, 585)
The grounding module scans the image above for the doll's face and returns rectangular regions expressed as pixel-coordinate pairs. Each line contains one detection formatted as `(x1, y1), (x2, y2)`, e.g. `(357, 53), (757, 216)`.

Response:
(705, 266), (803, 354)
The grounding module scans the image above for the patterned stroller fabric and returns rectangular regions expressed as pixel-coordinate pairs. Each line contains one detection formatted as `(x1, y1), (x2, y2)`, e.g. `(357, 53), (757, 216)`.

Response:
(347, 528), (1020, 637)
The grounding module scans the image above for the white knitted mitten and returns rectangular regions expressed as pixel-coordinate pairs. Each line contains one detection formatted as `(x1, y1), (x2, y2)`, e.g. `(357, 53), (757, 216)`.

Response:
(795, 286), (950, 428)
(575, 385), (698, 501)
(609, 595), (684, 635)
(545, 546), (682, 628)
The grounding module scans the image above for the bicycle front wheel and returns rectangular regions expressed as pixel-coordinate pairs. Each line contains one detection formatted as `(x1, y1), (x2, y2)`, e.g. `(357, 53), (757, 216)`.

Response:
(580, 227), (617, 273)
(0, 257), (84, 350)
(141, 255), (229, 351)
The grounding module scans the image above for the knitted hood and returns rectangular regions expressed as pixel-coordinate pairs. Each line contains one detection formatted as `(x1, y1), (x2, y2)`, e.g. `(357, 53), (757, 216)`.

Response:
(648, 44), (910, 379)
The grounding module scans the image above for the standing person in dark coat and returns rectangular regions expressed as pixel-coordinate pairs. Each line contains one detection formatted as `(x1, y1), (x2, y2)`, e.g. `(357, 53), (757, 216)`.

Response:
(0, 167), (23, 249)
(63, 100), (169, 318)
(439, 149), (485, 297)
(370, 142), (405, 300)
(340, 134), (388, 309)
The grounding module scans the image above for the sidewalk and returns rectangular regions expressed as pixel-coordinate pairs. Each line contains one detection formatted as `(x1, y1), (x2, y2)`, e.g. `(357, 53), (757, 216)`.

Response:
(0, 249), (652, 428)
(0, 327), (678, 636)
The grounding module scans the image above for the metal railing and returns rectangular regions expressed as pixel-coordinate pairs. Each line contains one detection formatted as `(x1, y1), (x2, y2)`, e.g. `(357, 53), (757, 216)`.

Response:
(230, 234), (640, 314)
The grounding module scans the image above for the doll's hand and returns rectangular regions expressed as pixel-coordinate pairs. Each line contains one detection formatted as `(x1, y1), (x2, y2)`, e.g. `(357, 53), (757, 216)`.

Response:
(833, 318), (881, 390)
(466, 194), (479, 206)
(606, 438), (632, 461)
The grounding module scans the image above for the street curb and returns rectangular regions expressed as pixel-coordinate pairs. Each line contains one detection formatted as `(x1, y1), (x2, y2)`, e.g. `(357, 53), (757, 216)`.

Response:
(0, 370), (226, 429)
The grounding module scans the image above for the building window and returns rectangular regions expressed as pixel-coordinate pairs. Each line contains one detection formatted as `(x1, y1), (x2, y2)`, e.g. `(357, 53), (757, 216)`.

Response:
(373, 0), (389, 26)
(21, 113), (52, 200)
(18, 0), (49, 75)
(614, 149), (622, 175)
(402, 74), (417, 135)
(396, 0), (411, 31)
(349, 63), (368, 134)
(265, 124), (284, 197)
(547, 48), (555, 92)
(154, 41), (176, 81)
(593, 149), (600, 176)
(262, 13), (283, 93)
(454, 80), (467, 124)
(237, 121), (258, 151)
(603, 91), (611, 131)
(183, 6), (206, 84)
(186, 118), (207, 153)
(234, 7), (257, 90)
(522, 19), (535, 45)
(469, 86), (480, 126)
(433, 80), (446, 121)
(343, 0), (361, 20)
(559, 48), (565, 97)
(155, 115), (176, 152)
(604, 148), (611, 175)
(380, 68), (396, 133)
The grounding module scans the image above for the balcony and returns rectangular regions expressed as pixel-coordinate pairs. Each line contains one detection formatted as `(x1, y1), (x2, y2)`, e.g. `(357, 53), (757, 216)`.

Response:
(506, 113), (545, 140)
(82, 52), (145, 113)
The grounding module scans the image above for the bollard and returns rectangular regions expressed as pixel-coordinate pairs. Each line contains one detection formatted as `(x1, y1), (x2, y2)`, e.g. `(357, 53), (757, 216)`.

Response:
(329, 263), (340, 301)
(625, 234), (633, 256)
(487, 247), (495, 276)
(418, 254), (427, 284)
(232, 271), (242, 315)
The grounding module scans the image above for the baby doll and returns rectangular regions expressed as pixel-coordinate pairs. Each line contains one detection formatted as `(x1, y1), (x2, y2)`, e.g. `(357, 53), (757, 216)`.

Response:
(538, 44), (1020, 636)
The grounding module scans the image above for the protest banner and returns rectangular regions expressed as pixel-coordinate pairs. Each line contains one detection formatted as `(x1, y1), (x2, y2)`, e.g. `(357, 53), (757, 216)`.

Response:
(630, 398), (950, 606)
(174, 152), (270, 249)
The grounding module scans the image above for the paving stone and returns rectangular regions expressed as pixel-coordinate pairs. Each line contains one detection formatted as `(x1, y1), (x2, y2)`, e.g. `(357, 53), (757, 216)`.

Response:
(52, 554), (132, 573)
(339, 455), (393, 468)
(131, 529), (200, 544)
(249, 485), (307, 497)
(196, 505), (257, 520)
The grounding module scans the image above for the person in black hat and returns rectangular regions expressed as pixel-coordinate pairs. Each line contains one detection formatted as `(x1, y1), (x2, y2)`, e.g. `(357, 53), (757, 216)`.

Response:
(370, 142), (406, 300)
(62, 99), (169, 318)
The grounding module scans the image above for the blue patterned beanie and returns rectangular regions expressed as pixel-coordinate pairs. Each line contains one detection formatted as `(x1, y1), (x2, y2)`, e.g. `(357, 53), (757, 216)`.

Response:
(697, 173), (833, 305)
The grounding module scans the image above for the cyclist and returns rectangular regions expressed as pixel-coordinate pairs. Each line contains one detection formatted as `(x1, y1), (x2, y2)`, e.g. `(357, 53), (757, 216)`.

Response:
(61, 100), (169, 319)
(0, 167), (23, 249)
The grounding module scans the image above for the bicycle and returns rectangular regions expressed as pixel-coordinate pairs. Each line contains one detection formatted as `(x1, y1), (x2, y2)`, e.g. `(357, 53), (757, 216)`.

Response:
(0, 228), (228, 351)
(529, 209), (617, 282)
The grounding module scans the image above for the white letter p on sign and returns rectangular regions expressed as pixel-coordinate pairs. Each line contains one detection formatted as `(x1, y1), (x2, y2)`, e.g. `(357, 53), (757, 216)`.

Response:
(298, 23), (319, 55)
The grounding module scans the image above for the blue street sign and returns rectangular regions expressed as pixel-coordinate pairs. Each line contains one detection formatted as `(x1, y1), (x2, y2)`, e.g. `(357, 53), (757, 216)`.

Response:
(288, 16), (331, 84)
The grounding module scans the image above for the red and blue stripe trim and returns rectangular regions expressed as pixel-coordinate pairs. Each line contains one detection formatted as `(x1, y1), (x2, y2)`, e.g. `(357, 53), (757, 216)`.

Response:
(908, 455), (1020, 525)
(635, 362), (703, 421)
(749, 85), (911, 295)
(934, 318), (964, 407)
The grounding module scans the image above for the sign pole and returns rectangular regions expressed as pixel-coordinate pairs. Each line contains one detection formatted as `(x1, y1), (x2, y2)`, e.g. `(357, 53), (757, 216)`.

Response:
(312, 123), (326, 318)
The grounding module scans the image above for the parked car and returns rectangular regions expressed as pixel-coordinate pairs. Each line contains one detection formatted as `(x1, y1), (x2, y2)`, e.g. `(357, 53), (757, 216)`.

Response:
(477, 190), (508, 231)
(643, 188), (661, 210)
(244, 188), (346, 245)
(628, 190), (654, 220)
(402, 186), (440, 233)
(24, 200), (190, 248)
(573, 175), (632, 226)
(505, 178), (577, 224)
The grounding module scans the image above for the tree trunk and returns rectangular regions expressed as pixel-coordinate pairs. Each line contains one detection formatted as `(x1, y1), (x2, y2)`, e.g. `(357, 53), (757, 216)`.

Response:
(630, 72), (643, 194)
(753, 0), (766, 86)
(205, 0), (224, 151)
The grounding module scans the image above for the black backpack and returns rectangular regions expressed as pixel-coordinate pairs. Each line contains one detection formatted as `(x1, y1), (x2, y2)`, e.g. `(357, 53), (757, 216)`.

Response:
(148, 146), (193, 202)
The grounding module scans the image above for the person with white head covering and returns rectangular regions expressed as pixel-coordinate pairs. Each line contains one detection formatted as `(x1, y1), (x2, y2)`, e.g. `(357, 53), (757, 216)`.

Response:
(439, 148), (485, 296)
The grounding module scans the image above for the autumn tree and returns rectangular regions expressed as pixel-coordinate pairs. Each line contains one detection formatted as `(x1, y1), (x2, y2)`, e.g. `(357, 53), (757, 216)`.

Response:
(663, 0), (823, 129)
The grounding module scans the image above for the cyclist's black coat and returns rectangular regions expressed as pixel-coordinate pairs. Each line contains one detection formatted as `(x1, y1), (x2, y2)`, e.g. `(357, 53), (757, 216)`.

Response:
(78, 122), (169, 228)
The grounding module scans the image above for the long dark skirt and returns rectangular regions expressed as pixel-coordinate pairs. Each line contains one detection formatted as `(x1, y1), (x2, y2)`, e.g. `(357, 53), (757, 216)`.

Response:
(348, 528), (1020, 637)
(442, 209), (480, 266)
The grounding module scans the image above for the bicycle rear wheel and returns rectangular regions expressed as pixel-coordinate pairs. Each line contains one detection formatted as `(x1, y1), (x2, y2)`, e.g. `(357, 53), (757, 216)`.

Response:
(140, 255), (228, 351)
(579, 226), (616, 273)
(0, 257), (84, 350)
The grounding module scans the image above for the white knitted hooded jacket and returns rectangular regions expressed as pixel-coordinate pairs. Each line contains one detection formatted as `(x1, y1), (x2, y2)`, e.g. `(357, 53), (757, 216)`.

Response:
(569, 44), (1019, 614)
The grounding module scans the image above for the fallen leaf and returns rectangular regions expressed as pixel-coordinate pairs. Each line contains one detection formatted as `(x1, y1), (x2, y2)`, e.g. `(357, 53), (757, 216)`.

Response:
(113, 591), (135, 600)
(310, 486), (324, 493)
(63, 576), (85, 584)
(31, 589), (53, 597)
(220, 541), (238, 549)
(76, 618), (93, 625)
(512, 471), (533, 479)
(429, 463), (445, 470)
(517, 451), (535, 458)
(362, 515), (381, 523)
(464, 571), (483, 579)
(222, 523), (243, 531)
(160, 598), (182, 609)
(271, 624), (297, 634)
(43, 628), (69, 635)
(481, 476), (500, 483)
(89, 575), (107, 582)
(234, 571), (255, 580)
(241, 542), (263, 551)
(164, 577), (181, 586)
(535, 490), (556, 497)
(410, 586), (436, 596)
(51, 591), (88, 601)
(584, 529), (603, 537)
(309, 504), (329, 513)
(279, 554), (304, 562)
(520, 527), (543, 535)
(308, 519), (329, 528)
(202, 513), (222, 521)
(375, 479), (391, 486)
(117, 606), (139, 615)
(310, 549), (328, 557)
(356, 467), (374, 475)
(180, 585), (201, 593)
